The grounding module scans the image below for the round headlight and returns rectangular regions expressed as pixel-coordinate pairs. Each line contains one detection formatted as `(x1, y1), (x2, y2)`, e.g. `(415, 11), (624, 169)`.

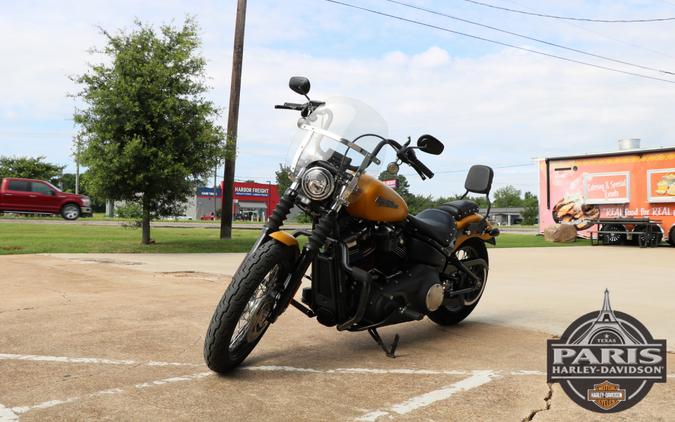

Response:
(301, 167), (335, 201)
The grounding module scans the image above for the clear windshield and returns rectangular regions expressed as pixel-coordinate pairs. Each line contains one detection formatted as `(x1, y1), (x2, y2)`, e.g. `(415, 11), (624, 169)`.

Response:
(288, 96), (389, 176)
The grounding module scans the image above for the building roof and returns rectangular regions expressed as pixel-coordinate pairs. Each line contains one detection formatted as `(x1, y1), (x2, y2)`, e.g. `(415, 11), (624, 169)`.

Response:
(539, 145), (675, 162)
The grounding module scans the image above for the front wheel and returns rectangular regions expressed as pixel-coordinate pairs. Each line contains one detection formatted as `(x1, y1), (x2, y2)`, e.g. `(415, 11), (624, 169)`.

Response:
(61, 203), (81, 220)
(204, 240), (294, 373)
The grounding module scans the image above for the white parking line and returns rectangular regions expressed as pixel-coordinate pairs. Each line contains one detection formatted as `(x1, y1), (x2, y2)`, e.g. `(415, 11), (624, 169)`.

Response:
(0, 353), (201, 367)
(355, 370), (499, 421)
(242, 365), (470, 376)
(0, 403), (19, 422)
(10, 373), (212, 415)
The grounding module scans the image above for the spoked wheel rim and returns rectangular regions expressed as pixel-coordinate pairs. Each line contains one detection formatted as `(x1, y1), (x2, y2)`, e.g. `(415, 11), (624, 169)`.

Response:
(601, 224), (625, 245)
(444, 245), (487, 311)
(228, 265), (280, 353)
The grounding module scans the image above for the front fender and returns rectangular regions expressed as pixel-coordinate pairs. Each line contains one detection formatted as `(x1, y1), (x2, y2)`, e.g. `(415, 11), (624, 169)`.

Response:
(269, 231), (300, 257)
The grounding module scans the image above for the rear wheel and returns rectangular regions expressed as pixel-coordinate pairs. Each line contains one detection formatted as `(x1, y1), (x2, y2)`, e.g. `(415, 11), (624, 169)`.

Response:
(428, 240), (488, 326)
(633, 224), (663, 247)
(204, 240), (294, 373)
(668, 227), (675, 247)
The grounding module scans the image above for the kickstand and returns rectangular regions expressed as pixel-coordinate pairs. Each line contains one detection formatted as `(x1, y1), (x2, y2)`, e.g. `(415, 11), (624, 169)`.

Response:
(367, 328), (400, 358)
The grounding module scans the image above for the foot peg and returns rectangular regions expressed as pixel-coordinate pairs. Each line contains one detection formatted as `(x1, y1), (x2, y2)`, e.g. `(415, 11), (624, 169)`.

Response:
(368, 328), (399, 358)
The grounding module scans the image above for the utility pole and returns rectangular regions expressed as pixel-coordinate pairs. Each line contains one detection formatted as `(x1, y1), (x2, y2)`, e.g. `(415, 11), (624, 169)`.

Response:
(75, 149), (80, 195)
(214, 165), (218, 218)
(73, 134), (82, 195)
(220, 0), (247, 239)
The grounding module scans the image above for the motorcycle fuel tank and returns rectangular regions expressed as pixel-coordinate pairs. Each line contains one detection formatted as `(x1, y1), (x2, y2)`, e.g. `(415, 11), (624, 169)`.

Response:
(347, 174), (408, 222)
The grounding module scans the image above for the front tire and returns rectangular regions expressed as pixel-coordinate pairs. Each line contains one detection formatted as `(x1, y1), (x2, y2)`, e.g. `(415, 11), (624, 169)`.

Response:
(61, 203), (81, 220)
(204, 240), (294, 373)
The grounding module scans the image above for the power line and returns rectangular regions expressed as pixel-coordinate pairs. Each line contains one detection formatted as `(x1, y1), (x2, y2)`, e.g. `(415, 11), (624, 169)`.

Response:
(322, 0), (675, 85)
(401, 162), (534, 177)
(383, 0), (675, 76)
(460, 0), (675, 23)
(498, 0), (675, 61)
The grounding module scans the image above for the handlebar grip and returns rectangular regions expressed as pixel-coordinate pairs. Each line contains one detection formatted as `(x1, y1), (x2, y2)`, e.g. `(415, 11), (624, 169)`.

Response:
(412, 157), (434, 179)
(399, 147), (434, 180)
(274, 102), (304, 110)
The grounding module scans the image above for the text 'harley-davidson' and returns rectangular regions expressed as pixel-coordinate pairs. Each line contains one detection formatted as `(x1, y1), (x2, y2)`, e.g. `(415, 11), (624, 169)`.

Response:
(204, 77), (499, 373)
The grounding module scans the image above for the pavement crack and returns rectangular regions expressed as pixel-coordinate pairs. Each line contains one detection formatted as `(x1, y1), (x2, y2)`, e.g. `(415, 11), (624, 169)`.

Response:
(0, 307), (35, 314)
(522, 383), (552, 421)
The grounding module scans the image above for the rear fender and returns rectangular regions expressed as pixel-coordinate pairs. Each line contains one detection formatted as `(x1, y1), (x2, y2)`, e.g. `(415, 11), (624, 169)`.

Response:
(452, 235), (489, 266)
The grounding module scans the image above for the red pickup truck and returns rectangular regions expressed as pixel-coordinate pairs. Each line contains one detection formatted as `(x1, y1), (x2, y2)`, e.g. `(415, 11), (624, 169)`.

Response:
(0, 177), (92, 220)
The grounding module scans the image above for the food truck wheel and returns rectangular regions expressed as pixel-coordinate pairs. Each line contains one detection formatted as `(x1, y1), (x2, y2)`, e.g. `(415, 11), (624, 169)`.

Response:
(668, 226), (675, 246)
(600, 224), (626, 245)
(633, 224), (662, 246)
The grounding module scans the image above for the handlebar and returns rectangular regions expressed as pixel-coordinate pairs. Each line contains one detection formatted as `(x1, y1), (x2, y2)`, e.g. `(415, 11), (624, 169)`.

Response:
(274, 100), (326, 117)
(368, 138), (435, 180)
(396, 145), (434, 180)
(274, 102), (304, 110)
(408, 153), (434, 180)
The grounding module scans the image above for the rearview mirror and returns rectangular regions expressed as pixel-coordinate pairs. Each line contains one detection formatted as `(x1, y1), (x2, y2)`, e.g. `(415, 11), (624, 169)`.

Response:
(417, 134), (444, 155)
(289, 76), (311, 96)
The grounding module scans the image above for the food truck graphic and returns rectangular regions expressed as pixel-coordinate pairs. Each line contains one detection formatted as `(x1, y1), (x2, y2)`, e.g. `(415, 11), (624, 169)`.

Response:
(538, 144), (675, 246)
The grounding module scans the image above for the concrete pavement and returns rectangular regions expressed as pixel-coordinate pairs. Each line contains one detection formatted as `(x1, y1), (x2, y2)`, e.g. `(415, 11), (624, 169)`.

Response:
(1, 246), (673, 420)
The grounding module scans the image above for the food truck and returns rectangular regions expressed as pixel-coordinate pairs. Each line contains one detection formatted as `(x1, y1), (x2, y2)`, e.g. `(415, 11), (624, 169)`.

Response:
(538, 141), (675, 246)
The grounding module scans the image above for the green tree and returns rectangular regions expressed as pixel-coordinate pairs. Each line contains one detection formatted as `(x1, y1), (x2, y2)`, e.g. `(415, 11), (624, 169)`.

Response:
(521, 191), (539, 225)
(492, 185), (523, 208)
(0, 156), (64, 183)
(275, 164), (293, 195)
(73, 19), (224, 244)
(59, 173), (77, 193)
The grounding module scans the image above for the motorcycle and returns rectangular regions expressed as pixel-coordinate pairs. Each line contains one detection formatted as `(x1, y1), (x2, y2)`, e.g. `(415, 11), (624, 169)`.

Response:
(204, 77), (499, 373)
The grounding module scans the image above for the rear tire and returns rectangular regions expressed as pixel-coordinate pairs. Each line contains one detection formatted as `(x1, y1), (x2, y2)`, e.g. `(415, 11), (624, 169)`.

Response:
(428, 240), (488, 326)
(668, 226), (675, 247)
(204, 240), (294, 373)
(61, 203), (81, 220)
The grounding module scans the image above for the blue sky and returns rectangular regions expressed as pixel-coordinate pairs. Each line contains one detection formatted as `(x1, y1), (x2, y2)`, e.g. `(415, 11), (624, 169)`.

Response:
(1, 0), (675, 196)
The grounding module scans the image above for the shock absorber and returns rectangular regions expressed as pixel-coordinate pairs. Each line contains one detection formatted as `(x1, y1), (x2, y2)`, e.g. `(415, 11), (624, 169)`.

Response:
(270, 211), (335, 322)
(267, 191), (296, 232)
(306, 211), (334, 252)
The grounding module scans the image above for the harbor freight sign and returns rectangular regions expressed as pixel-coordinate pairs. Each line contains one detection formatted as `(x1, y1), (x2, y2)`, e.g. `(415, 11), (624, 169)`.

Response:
(234, 185), (270, 197)
(547, 290), (666, 413)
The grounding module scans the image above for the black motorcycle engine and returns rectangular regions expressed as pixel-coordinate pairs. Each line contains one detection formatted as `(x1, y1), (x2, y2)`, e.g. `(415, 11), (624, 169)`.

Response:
(304, 219), (444, 329)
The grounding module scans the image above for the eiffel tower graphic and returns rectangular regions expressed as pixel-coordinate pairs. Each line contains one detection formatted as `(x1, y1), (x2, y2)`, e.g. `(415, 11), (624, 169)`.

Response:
(571, 289), (642, 346)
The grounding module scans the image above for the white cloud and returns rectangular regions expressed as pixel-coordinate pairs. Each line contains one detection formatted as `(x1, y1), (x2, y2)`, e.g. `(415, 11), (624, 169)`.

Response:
(2, 0), (675, 198)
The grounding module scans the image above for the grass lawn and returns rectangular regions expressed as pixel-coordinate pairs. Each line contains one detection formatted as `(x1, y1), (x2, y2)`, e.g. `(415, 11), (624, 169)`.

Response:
(0, 213), (292, 224)
(488, 234), (590, 248)
(0, 222), (588, 255)
(0, 223), (261, 254)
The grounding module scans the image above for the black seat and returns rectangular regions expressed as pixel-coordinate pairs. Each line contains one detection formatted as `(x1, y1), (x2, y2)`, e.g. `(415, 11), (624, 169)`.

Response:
(408, 209), (456, 247)
(439, 200), (479, 220)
